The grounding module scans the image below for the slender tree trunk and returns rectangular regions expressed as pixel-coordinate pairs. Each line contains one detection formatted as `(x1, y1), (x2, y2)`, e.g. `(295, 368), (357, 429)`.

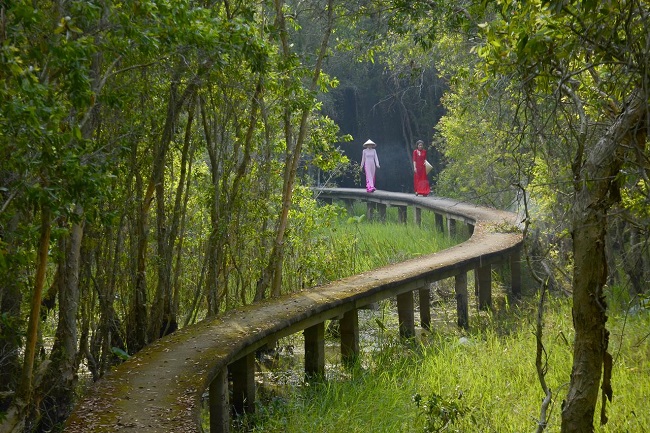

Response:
(561, 89), (647, 433)
(152, 96), (196, 338)
(201, 95), (226, 315)
(202, 77), (262, 314)
(129, 166), (151, 353)
(171, 118), (196, 331)
(1, 206), (52, 433)
(88, 216), (126, 377)
(256, 0), (335, 300)
(37, 206), (84, 431)
(622, 223), (646, 294)
(148, 79), (180, 342)
(124, 66), (150, 354)
(78, 232), (99, 381)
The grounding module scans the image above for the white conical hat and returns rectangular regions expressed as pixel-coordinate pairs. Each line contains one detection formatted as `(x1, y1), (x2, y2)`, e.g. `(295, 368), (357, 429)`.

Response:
(363, 139), (376, 147)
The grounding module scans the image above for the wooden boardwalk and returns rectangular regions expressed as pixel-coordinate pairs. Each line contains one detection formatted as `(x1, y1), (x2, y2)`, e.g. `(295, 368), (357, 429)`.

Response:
(65, 189), (523, 433)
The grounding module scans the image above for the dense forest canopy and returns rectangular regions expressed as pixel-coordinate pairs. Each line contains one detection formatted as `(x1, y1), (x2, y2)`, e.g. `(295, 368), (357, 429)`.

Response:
(1, 0), (648, 432)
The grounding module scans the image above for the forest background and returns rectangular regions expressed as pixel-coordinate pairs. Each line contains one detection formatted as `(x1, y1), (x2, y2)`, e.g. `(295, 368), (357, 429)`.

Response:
(1, 1), (649, 433)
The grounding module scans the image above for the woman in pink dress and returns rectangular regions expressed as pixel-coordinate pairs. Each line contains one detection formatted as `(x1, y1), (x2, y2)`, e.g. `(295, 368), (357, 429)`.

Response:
(412, 140), (431, 196)
(360, 139), (380, 192)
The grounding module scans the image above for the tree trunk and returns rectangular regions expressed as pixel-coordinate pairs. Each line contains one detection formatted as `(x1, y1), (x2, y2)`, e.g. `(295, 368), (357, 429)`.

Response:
(37, 207), (84, 431)
(171, 112), (196, 332)
(622, 223), (646, 295)
(1, 206), (52, 433)
(128, 164), (151, 353)
(561, 89), (647, 432)
(148, 79), (181, 342)
(256, 0), (335, 300)
(202, 76), (262, 314)
(151, 97), (195, 339)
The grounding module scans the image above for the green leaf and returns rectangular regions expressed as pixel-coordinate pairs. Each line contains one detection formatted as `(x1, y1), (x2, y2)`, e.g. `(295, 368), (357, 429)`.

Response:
(111, 347), (130, 360)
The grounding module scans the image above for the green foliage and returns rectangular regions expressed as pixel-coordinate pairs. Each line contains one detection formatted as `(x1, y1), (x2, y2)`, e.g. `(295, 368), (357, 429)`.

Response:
(1, 0), (373, 414)
(347, 214), (365, 225)
(111, 346), (130, 361)
(306, 116), (351, 172)
(278, 194), (458, 296)
(232, 296), (650, 432)
(0, 312), (24, 348)
(413, 391), (468, 433)
(433, 85), (524, 209)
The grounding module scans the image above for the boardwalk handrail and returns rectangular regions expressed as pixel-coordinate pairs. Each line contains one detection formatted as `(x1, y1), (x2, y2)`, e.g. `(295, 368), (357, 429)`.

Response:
(65, 189), (523, 433)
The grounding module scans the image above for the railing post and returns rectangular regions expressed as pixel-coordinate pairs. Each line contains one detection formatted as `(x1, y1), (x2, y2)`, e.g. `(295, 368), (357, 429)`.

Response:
(415, 207), (422, 226)
(378, 203), (387, 222)
(455, 273), (469, 329)
(209, 368), (230, 433)
(476, 264), (492, 310)
(397, 291), (415, 339)
(366, 201), (376, 221)
(344, 198), (354, 214)
(304, 322), (325, 380)
(397, 205), (407, 224)
(447, 218), (457, 237)
(435, 213), (444, 232)
(340, 309), (359, 366)
(419, 287), (431, 330)
(230, 353), (255, 415)
(510, 248), (522, 298)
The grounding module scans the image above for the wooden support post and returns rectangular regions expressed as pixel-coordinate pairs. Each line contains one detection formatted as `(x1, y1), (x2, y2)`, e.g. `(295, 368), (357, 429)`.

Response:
(415, 207), (422, 226)
(397, 291), (415, 339)
(510, 248), (522, 298)
(455, 273), (469, 329)
(304, 322), (325, 380)
(435, 213), (444, 232)
(397, 206), (407, 224)
(447, 218), (457, 237)
(209, 368), (230, 433)
(344, 198), (354, 214)
(476, 264), (492, 310)
(467, 223), (474, 236)
(229, 353), (255, 415)
(378, 203), (387, 222)
(340, 309), (359, 366)
(419, 287), (431, 330)
(366, 201), (376, 221)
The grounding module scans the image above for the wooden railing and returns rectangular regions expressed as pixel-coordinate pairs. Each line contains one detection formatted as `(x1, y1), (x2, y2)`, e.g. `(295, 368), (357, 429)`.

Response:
(65, 188), (523, 433)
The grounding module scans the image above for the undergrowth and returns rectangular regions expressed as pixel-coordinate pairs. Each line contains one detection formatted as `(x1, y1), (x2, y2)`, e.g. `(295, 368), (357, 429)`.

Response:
(227, 201), (650, 432)
(232, 296), (650, 433)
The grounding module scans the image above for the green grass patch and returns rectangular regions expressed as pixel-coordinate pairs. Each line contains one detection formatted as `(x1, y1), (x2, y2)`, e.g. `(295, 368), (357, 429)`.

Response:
(234, 296), (650, 433)
(231, 200), (649, 433)
(323, 200), (465, 278)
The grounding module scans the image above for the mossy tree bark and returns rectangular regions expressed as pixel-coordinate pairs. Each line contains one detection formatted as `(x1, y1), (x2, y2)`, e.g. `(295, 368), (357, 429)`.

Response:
(562, 90), (647, 433)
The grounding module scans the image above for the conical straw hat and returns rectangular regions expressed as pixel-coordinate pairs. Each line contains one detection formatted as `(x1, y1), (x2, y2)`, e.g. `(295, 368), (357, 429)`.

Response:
(363, 139), (376, 147)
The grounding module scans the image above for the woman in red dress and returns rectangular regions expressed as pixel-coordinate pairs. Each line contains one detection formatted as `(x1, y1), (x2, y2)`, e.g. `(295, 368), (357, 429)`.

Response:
(412, 140), (431, 196)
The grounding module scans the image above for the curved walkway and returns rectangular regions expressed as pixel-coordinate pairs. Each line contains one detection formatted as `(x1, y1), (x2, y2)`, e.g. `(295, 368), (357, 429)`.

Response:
(65, 189), (522, 433)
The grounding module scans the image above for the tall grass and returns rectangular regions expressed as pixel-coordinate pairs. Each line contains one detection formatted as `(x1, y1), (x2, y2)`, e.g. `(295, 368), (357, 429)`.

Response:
(235, 297), (650, 433)
(230, 202), (650, 432)
(277, 200), (463, 295)
(321, 201), (465, 279)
